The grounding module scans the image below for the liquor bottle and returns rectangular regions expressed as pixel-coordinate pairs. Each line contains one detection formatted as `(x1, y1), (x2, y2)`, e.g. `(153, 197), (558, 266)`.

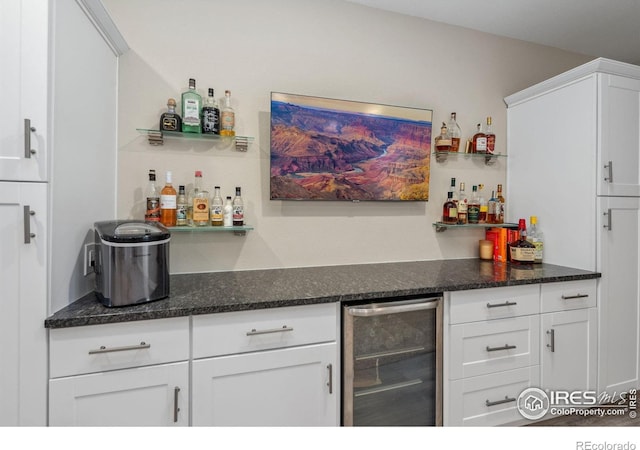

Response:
(487, 190), (498, 224)
(181, 78), (202, 134)
(447, 112), (462, 153)
(509, 219), (536, 264)
(159, 98), (182, 132)
(527, 216), (544, 263)
(442, 191), (458, 224)
(435, 122), (452, 152)
(201, 88), (220, 135)
(145, 169), (160, 222)
(472, 123), (487, 153)
(232, 187), (244, 226)
(220, 90), (235, 137)
(192, 171), (210, 227)
(485, 116), (495, 155)
(496, 184), (505, 224)
(449, 177), (458, 206)
(210, 186), (224, 226)
(223, 196), (233, 227)
(160, 171), (177, 227)
(468, 185), (480, 224)
(457, 182), (468, 225)
(477, 184), (488, 224)
(176, 185), (188, 226)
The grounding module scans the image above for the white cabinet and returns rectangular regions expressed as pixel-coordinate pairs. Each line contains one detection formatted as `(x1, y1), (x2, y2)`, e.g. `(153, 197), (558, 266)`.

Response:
(48, 318), (190, 426)
(191, 303), (339, 426)
(0, 182), (48, 425)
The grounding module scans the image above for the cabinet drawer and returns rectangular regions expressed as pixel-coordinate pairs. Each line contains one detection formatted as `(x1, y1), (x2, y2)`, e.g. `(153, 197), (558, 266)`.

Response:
(448, 366), (540, 426)
(449, 315), (540, 380)
(449, 285), (540, 324)
(49, 317), (190, 378)
(192, 303), (337, 359)
(540, 279), (597, 313)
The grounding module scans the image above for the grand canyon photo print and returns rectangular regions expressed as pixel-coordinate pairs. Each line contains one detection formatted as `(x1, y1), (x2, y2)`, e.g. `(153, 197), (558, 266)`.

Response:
(270, 93), (432, 201)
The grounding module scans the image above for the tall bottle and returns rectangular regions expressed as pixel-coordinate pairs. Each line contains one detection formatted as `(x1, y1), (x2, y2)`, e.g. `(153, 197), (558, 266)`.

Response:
(210, 186), (224, 226)
(477, 184), (488, 224)
(487, 190), (498, 224)
(435, 123), (452, 152)
(468, 185), (480, 224)
(159, 98), (182, 132)
(449, 177), (458, 206)
(457, 182), (468, 225)
(181, 78), (202, 134)
(201, 88), (220, 135)
(160, 171), (177, 227)
(223, 196), (233, 227)
(220, 90), (235, 137)
(447, 112), (462, 153)
(485, 116), (495, 155)
(472, 123), (487, 153)
(509, 219), (536, 264)
(145, 169), (160, 222)
(176, 185), (188, 226)
(496, 184), (505, 224)
(192, 171), (210, 227)
(442, 191), (458, 224)
(232, 187), (244, 226)
(527, 216), (544, 263)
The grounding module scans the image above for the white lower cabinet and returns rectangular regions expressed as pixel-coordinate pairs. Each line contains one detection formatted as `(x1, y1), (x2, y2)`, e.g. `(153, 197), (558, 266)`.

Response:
(192, 343), (337, 426)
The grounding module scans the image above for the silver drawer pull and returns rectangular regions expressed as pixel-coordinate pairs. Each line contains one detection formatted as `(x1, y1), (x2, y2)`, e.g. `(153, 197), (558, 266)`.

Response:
(561, 293), (589, 300)
(547, 329), (555, 353)
(486, 344), (517, 352)
(88, 341), (150, 354)
(246, 325), (294, 336)
(23, 206), (36, 243)
(486, 396), (516, 407)
(173, 387), (181, 423)
(24, 118), (37, 158)
(486, 301), (517, 308)
(327, 364), (333, 394)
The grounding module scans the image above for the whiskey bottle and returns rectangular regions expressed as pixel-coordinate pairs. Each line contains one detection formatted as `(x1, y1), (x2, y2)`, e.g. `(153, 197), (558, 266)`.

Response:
(457, 182), (468, 224)
(447, 112), (462, 153)
(176, 185), (188, 226)
(527, 216), (544, 263)
(181, 78), (202, 134)
(159, 98), (182, 132)
(449, 177), (458, 206)
(145, 169), (160, 222)
(220, 90), (235, 137)
(160, 171), (177, 227)
(477, 184), (488, 224)
(201, 88), (220, 135)
(232, 187), (244, 226)
(472, 123), (487, 153)
(435, 122), (452, 152)
(485, 116), (495, 155)
(509, 219), (536, 264)
(192, 171), (210, 227)
(210, 186), (224, 226)
(442, 191), (458, 224)
(487, 190), (498, 224)
(468, 185), (480, 224)
(496, 184), (505, 224)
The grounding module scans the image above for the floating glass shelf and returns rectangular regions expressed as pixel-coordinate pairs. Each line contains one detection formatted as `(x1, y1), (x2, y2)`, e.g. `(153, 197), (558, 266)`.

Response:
(433, 151), (506, 165)
(169, 225), (253, 236)
(433, 222), (518, 232)
(136, 128), (254, 151)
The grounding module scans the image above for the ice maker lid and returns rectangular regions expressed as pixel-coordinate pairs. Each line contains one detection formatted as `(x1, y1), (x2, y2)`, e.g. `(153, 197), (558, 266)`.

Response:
(95, 220), (171, 243)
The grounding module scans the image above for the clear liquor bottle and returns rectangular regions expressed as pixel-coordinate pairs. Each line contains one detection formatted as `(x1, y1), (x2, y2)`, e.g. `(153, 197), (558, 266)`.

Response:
(447, 112), (462, 153)
(160, 171), (177, 227)
(468, 185), (480, 224)
(220, 90), (235, 137)
(477, 184), (488, 224)
(181, 78), (202, 134)
(457, 182), (468, 224)
(232, 187), (244, 226)
(201, 88), (220, 135)
(192, 171), (209, 227)
(449, 177), (458, 206)
(527, 216), (544, 263)
(176, 185), (188, 226)
(210, 186), (224, 226)
(487, 190), (498, 224)
(145, 169), (160, 222)
(159, 98), (182, 132)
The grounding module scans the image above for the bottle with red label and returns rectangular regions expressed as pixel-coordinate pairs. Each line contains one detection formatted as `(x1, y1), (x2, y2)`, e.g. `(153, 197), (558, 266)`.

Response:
(485, 116), (495, 155)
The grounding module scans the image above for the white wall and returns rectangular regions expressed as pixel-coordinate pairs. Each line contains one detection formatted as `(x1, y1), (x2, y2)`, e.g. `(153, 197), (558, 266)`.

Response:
(104, 0), (590, 274)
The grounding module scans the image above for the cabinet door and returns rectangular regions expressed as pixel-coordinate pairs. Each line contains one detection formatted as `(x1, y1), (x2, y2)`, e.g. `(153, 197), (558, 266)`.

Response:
(0, 0), (48, 181)
(541, 308), (597, 392)
(597, 197), (640, 396)
(49, 362), (189, 426)
(599, 74), (640, 196)
(192, 343), (338, 426)
(0, 182), (47, 425)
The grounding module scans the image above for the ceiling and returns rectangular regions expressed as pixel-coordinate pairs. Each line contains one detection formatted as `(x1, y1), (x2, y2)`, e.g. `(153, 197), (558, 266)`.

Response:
(345, 0), (640, 65)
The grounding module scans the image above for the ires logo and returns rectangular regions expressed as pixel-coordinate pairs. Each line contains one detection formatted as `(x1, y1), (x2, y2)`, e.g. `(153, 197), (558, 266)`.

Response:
(549, 390), (598, 405)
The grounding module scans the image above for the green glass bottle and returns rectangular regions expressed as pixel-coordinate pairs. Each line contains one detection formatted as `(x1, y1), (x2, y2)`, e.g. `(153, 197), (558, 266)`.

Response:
(181, 78), (202, 133)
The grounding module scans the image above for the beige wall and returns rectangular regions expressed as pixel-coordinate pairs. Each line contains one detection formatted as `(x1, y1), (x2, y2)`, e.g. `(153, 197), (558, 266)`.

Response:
(105, 0), (590, 274)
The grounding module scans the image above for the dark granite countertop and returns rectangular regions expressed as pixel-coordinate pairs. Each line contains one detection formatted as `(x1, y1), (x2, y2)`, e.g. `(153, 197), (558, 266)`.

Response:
(44, 259), (600, 329)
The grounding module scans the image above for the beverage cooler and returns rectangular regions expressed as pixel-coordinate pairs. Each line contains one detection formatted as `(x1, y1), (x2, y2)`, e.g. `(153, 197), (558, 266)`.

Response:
(342, 297), (442, 426)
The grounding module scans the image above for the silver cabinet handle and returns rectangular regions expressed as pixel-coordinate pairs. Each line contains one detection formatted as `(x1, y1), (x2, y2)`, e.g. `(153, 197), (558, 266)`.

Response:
(88, 341), (150, 354)
(327, 364), (333, 394)
(173, 387), (181, 423)
(486, 396), (516, 407)
(561, 293), (589, 300)
(23, 206), (36, 243)
(24, 118), (36, 158)
(604, 160), (613, 183)
(246, 325), (294, 336)
(486, 300), (517, 308)
(546, 329), (555, 352)
(603, 209), (612, 230)
(486, 344), (517, 352)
